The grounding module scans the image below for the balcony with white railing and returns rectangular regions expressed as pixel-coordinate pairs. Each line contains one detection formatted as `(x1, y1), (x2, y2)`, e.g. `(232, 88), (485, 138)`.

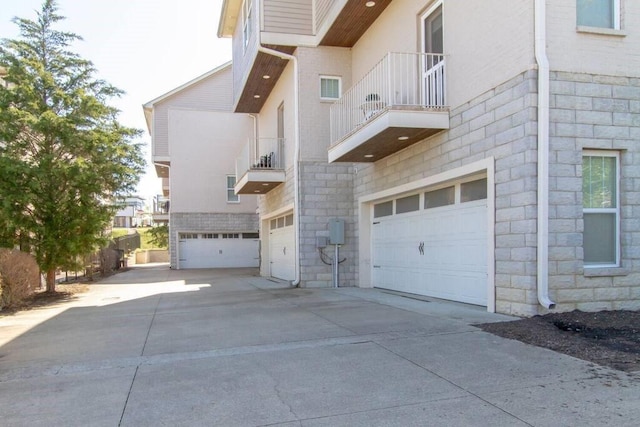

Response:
(328, 52), (450, 163)
(235, 138), (286, 194)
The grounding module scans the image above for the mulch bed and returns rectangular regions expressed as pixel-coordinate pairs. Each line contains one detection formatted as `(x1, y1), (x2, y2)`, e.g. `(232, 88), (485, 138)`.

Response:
(477, 310), (640, 372)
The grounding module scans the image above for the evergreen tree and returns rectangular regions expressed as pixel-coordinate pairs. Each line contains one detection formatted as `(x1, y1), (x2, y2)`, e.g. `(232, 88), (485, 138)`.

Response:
(0, 0), (145, 291)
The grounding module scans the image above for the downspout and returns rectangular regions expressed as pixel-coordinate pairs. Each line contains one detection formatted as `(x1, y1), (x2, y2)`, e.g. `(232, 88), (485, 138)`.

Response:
(534, 0), (556, 309)
(257, 46), (301, 287)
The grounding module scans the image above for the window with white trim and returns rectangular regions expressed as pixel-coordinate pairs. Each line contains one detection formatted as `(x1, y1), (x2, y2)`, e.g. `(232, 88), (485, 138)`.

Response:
(577, 0), (620, 29)
(242, 0), (253, 52)
(583, 151), (620, 267)
(320, 76), (341, 100)
(227, 175), (239, 203)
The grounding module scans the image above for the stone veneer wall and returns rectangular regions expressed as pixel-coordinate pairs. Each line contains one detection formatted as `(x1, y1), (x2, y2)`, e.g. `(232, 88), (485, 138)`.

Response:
(258, 162), (356, 287)
(548, 71), (640, 312)
(353, 69), (540, 316)
(168, 212), (259, 268)
(298, 161), (355, 287)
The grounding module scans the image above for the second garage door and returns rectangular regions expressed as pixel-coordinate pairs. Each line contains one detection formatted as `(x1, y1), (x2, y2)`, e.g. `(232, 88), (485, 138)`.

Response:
(269, 213), (295, 281)
(372, 178), (488, 306)
(178, 232), (259, 269)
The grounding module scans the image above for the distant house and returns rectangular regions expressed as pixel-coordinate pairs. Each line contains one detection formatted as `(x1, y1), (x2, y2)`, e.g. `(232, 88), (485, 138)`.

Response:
(113, 196), (145, 228)
(210, 0), (640, 316)
(143, 63), (260, 269)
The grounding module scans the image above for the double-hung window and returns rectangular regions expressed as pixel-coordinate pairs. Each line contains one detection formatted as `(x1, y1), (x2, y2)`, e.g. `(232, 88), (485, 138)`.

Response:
(583, 151), (620, 267)
(227, 175), (239, 203)
(577, 0), (620, 29)
(320, 76), (341, 100)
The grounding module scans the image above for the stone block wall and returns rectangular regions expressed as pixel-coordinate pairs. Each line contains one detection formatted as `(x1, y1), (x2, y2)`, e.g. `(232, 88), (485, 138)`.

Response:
(549, 71), (640, 312)
(298, 161), (355, 287)
(258, 162), (355, 287)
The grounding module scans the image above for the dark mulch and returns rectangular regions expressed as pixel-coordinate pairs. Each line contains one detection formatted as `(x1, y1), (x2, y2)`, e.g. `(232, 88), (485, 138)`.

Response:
(477, 310), (640, 372)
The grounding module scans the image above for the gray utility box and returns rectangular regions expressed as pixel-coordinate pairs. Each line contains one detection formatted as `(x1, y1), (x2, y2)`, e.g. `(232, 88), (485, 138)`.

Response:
(329, 218), (345, 245)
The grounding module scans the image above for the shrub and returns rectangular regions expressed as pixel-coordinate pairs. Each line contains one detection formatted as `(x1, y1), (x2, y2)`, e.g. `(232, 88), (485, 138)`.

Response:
(146, 225), (168, 249)
(0, 248), (39, 309)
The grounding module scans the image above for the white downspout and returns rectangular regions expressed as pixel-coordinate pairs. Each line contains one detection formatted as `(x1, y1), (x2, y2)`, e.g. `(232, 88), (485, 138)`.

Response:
(257, 46), (301, 287)
(534, 0), (556, 309)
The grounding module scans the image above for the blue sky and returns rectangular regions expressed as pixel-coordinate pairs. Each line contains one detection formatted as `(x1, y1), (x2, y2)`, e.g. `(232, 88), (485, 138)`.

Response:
(0, 0), (232, 203)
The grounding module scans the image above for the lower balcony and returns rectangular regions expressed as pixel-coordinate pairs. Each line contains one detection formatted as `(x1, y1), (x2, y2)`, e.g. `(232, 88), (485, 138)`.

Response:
(328, 52), (450, 163)
(235, 138), (286, 195)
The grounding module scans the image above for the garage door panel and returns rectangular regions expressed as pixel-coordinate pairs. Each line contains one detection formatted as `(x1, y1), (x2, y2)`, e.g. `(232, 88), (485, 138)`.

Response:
(372, 181), (488, 306)
(270, 225), (295, 281)
(179, 235), (259, 269)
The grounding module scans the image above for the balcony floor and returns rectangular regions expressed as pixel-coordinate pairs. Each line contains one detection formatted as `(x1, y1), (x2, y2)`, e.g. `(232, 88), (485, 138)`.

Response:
(235, 169), (286, 195)
(328, 108), (450, 163)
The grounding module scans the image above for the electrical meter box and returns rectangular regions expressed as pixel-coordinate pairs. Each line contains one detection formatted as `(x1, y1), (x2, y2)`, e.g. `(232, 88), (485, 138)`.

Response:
(328, 218), (345, 245)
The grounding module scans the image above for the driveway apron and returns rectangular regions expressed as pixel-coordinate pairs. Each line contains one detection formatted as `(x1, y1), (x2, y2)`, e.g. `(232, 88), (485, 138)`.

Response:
(1, 264), (638, 426)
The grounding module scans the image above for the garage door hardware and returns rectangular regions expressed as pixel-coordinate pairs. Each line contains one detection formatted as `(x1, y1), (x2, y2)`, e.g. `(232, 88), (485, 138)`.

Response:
(418, 242), (425, 255)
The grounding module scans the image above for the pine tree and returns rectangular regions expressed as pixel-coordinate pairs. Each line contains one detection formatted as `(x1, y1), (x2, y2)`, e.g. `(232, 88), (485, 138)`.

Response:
(0, 0), (145, 292)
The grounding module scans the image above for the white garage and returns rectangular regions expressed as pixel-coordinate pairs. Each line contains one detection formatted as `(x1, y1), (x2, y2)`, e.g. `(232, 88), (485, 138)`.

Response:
(268, 213), (296, 281)
(178, 232), (259, 269)
(371, 177), (488, 306)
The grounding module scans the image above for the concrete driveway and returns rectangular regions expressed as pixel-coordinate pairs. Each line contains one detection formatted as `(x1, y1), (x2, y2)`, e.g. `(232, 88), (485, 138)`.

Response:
(1, 265), (638, 426)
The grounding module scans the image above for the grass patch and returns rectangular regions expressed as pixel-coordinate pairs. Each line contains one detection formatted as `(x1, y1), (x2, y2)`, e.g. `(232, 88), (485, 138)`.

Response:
(137, 227), (164, 250)
(110, 228), (130, 239)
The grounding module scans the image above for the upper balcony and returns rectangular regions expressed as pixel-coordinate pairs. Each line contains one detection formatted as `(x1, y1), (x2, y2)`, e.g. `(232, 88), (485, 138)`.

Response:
(235, 138), (286, 195)
(152, 195), (170, 224)
(219, 0), (391, 113)
(328, 52), (450, 163)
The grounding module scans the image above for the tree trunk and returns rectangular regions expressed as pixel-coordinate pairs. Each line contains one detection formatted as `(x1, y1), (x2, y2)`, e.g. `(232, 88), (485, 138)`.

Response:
(46, 268), (56, 293)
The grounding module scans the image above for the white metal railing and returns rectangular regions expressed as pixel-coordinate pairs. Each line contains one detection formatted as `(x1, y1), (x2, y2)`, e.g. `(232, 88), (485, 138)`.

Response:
(235, 138), (285, 179)
(330, 52), (446, 143)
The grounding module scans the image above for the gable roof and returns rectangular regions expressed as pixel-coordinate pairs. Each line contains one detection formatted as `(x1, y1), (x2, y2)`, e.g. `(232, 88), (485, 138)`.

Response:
(142, 61), (232, 132)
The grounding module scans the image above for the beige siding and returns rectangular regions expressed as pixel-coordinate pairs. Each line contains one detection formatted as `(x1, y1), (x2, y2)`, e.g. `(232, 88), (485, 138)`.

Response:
(169, 109), (256, 213)
(259, 61), (296, 169)
(153, 67), (234, 157)
(263, 0), (313, 35)
(297, 46), (352, 161)
(547, 0), (640, 77)
(315, 0), (336, 33)
(351, 0), (534, 110)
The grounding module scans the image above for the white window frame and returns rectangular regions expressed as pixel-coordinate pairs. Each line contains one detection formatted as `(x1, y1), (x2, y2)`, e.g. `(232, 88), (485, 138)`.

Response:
(583, 150), (620, 268)
(242, 0), (253, 53)
(227, 175), (240, 203)
(320, 76), (341, 101)
(576, 0), (620, 30)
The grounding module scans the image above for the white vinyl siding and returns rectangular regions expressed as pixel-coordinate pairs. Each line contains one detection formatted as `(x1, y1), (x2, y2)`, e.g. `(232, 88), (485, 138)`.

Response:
(263, 0), (313, 35)
(583, 151), (620, 267)
(315, 0), (335, 33)
(152, 66), (234, 157)
(577, 0), (620, 29)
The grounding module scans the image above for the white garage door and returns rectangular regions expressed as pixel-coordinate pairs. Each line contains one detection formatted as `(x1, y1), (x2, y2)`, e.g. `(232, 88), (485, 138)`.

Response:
(269, 213), (295, 281)
(178, 232), (259, 269)
(372, 178), (488, 306)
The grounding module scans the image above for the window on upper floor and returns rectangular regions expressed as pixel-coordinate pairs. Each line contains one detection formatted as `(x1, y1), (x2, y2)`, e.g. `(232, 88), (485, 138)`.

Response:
(227, 175), (239, 203)
(577, 0), (620, 29)
(320, 76), (341, 100)
(242, 0), (253, 52)
(583, 151), (620, 267)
